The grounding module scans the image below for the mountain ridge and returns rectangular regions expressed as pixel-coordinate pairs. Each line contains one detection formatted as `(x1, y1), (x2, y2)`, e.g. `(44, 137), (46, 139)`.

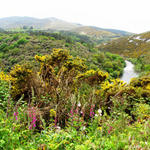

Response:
(0, 16), (132, 35)
(0, 16), (81, 30)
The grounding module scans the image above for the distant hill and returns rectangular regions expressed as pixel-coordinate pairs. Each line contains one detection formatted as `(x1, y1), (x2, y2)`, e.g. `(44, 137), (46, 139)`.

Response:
(0, 16), (132, 44)
(0, 28), (4, 32)
(0, 16), (131, 35)
(0, 16), (81, 30)
(71, 26), (116, 37)
(70, 26), (132, 43)
(89, 26), (132, 36)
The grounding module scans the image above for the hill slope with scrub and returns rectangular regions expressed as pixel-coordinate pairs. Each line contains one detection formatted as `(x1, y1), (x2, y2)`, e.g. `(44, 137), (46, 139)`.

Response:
(98, 31), (150, 74)
(0, 31), (125, 78)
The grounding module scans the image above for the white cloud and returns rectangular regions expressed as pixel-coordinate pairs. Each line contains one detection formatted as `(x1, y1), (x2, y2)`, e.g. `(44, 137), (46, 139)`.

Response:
(1, 0), (150, 33)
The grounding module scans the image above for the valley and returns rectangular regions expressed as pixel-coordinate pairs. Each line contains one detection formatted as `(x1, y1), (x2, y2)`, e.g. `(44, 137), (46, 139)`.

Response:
(0, 16), (149, 149)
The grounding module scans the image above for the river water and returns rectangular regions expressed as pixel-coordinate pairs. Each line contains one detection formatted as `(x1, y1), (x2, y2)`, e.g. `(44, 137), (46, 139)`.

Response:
(120, 60), (138, 84)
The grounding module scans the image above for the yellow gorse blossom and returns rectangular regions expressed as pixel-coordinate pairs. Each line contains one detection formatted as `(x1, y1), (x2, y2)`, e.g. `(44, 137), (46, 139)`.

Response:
(50, 109), (56, 117)
(35, 55), (47, 62)
(146, 83), (150, 90)
(101, 79), (126, 92)
(97, 126), (102, 131)
(75, 69), (108, 85)
(0, 71), (12, 81)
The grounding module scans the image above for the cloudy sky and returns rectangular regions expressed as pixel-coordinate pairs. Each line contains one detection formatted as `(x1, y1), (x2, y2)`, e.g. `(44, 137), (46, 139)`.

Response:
(1, 0), (150, 33)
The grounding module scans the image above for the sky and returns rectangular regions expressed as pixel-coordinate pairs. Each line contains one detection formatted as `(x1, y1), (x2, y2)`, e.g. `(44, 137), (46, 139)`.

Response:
(1, 0), (150, 33)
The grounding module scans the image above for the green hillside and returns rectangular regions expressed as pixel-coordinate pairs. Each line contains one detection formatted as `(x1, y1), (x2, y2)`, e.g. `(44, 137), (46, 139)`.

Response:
(0, 31), (125, 78)
(98, 32), (150, 74)
(0, 31), (90, 69)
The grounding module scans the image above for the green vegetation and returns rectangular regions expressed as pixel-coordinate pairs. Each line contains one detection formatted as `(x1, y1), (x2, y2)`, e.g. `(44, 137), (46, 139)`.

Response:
(0, 31), (125, 78)
(0, 48), (150, 149)
(98, 32), (150, 75)
(0, 27), (149, 149)
(0, 31), (91, 71)
(89, 52), (125, 78)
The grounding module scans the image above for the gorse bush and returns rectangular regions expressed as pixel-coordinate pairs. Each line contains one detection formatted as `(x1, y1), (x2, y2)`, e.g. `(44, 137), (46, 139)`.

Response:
(1, 49), (150, 126)
(1, 48), (109, 127)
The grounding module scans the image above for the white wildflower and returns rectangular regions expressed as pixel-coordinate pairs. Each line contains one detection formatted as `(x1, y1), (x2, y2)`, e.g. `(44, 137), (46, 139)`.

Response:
(83, 126), (86, 130)
(56, 126), (61, 130)
(98, 109), (102, 116)
(145, 142), (148, 145)
(78, 102), (81, 107)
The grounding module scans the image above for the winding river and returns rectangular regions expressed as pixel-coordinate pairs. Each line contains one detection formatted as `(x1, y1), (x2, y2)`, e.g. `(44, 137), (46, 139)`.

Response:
(120, 60), (138, 84)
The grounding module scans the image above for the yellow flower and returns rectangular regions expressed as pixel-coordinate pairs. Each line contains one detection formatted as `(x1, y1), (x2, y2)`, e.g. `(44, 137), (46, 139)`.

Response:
(97, 126), (102, 131)
(146, 83), (150, 90)
(0, 71), (12, 81)
(50, 109), (56, 117)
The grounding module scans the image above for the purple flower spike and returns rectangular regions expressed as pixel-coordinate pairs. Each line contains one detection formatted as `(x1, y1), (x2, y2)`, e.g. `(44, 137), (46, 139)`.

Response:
(28, 107), (37, 129)
(54, 117), (57, 127)
(14, 111), (18, 120)
(108, 126), (113, 134)
(70, 110), (74, 117)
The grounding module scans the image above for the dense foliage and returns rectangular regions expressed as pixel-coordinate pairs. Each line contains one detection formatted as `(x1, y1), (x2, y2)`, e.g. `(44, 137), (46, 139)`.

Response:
(0, 48), (150, 149)
(0, 31), (125, 78)
(89, 52), (125, 78)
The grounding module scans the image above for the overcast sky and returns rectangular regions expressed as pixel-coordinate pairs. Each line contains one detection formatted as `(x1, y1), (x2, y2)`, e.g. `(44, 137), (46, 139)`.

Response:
(1, 0), (150, 33)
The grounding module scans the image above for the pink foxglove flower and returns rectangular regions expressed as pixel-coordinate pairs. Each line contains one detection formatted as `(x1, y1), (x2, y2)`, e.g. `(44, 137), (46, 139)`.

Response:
(14, 112), (18, 120)
(70, 106), (74, 117)
(54, 117), (57, 127)
(28, 107), (37, 129)
(90, 105), (95, 118)
(108, 126), (112, 134)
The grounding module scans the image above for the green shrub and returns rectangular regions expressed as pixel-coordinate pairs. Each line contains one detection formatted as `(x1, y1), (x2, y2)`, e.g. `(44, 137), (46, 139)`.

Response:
(0, 43), (8, 52)
(17, 38), (28, 45)
(0, 81), (9, 111)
